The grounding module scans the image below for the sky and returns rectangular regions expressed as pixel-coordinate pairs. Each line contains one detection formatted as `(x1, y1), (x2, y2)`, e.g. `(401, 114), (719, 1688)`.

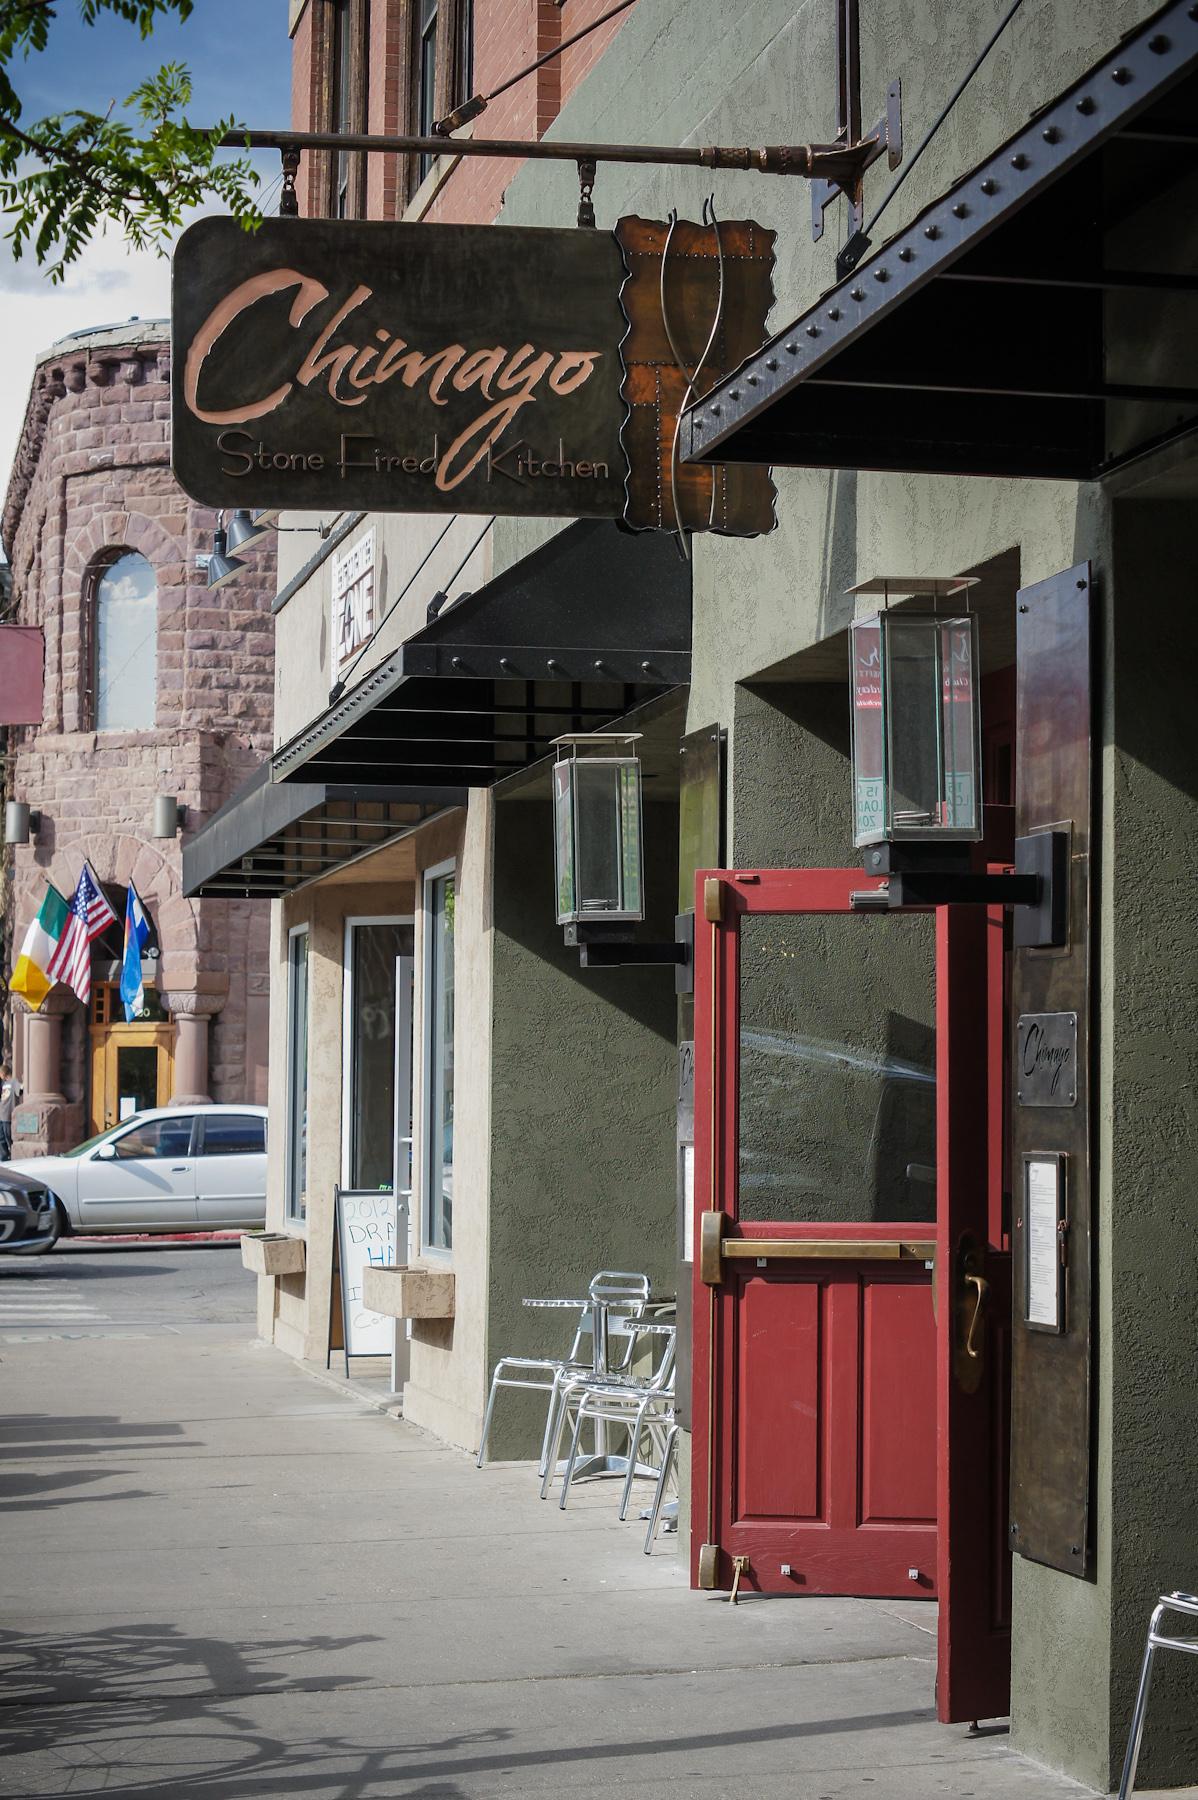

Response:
(0, 0), (293, 517)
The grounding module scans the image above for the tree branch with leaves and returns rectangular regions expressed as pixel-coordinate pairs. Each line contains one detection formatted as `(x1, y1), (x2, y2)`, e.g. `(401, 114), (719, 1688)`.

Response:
(0, 0), (260, 282)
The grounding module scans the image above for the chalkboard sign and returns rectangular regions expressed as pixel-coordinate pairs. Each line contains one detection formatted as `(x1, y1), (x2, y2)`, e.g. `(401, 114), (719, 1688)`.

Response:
(329, 1188), (403, 1370)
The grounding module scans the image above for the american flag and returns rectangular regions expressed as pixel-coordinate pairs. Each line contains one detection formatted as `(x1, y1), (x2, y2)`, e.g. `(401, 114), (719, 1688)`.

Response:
(46, 863), (118, 1006)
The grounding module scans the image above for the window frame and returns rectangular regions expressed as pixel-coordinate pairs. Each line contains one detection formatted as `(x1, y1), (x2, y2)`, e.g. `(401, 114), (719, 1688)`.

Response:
(340, 914), (415, 1190)
(285, 925), (311, 1228)
(90, 548), (158, 733)
(420, 859), (456, 1260)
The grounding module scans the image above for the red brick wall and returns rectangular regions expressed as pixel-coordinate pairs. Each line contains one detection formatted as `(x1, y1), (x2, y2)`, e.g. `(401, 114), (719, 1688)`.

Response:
(2, 332), (278, 1136)
(290, 0), (636, 226)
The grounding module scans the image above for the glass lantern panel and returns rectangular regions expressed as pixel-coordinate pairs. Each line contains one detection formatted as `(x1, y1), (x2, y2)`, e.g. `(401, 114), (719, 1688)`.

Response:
(851, 617), (886, 845)
(939, 617), (980, 832)
(552, 762), (576, 923)
(883, 615), (944, 834)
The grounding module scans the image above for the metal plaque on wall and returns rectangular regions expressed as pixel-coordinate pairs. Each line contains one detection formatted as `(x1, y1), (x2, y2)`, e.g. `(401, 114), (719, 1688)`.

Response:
(1016, 1011), (1078, 1107)
(172, 217), (630, 519)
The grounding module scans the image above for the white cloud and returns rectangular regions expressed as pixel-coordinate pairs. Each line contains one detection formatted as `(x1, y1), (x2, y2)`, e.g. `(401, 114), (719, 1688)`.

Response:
(0, 228), (176, 534)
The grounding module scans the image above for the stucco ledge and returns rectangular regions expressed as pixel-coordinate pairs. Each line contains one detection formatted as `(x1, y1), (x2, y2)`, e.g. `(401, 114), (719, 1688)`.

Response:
(240, 1232), (307, 1277)
(362, 1264), (456, 1319)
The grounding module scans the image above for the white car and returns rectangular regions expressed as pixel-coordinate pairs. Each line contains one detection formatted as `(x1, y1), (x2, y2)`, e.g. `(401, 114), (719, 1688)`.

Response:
(2, 1104), (267, 1247)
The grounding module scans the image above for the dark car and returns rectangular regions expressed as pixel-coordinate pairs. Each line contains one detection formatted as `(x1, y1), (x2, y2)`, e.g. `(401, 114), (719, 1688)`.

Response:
(0, 1165), (64, 1256)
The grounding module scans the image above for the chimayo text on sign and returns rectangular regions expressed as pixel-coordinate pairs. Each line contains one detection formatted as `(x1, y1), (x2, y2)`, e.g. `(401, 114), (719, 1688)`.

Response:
(171, 216), (629, 519)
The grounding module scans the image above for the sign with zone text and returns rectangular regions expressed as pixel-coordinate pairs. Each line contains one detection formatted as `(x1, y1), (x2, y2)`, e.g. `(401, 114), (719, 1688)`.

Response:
(172, 217), (628, 519)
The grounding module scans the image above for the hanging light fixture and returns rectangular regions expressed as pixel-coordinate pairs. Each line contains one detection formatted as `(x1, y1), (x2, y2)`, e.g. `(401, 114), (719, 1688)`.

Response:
(225, 509), (278, 553)
(207, 523), (247, 591)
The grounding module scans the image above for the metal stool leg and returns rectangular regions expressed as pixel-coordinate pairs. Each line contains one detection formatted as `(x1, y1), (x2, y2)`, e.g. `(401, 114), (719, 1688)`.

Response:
(618, 1400), (651, 1521)
(476, 1373), (502, 1468)
(644, 1424), (679, 1554)
(1118, 1624), (1160, 1799)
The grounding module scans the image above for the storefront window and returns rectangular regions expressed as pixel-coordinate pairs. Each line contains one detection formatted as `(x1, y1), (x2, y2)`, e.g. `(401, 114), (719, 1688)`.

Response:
(344, 918), (414, 1191)
(423, 867), (455, 1253)
(286, 927), (310, 1224)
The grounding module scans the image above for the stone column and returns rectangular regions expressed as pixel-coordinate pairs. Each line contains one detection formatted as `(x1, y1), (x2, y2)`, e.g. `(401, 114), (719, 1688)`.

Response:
(11, 992), (82, 1155)
(162, 992), (225, 1106)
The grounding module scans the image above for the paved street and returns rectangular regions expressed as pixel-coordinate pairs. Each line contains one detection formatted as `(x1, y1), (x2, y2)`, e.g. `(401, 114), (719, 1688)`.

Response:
(0, 1248), (1175, 1799)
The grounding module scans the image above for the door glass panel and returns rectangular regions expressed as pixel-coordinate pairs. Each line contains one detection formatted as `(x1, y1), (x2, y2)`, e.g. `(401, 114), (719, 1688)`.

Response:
(116, 1045), (158, 1121)
(738, 912), (936, 1223)
(348, 923), (414, 1189)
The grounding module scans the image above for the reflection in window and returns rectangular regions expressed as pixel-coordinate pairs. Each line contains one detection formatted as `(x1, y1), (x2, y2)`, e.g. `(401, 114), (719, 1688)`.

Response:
(346, 920), (414, 1190)
(737, 912), (937, 1225)
(204, 1115), (266, 1157)
(418, 0), (438, 179)
(287, 929), (310, 1223)
(115, 1115), (194, 1160)
(95, 552), (157, 730)
(424, 870), (454, 1252)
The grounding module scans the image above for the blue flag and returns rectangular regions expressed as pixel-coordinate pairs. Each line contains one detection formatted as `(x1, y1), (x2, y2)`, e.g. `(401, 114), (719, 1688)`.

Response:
(119, 884), (151, 1021)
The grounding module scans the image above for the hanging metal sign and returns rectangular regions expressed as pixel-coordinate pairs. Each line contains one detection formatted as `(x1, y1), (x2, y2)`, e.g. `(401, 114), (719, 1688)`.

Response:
(172, 216), (629, 519)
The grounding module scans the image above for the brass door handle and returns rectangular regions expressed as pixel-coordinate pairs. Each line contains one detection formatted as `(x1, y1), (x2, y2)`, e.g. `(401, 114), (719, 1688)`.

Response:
(964, 1272), (990, 1359)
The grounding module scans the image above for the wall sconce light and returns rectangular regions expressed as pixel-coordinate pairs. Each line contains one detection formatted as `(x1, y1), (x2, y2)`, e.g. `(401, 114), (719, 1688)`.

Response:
(5, 801), (41, 844)
(152, 795), (189, 839)
(207, 519), (247, 591)
(225, 509), (278, 554)
(848, 577), (983, 850)
(552, 733), (645, 928)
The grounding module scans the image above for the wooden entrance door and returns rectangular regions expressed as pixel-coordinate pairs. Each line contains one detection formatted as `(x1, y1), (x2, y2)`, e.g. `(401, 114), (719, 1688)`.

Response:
(89, 985), (175, 1134)
(691, 867), (1011, 1723)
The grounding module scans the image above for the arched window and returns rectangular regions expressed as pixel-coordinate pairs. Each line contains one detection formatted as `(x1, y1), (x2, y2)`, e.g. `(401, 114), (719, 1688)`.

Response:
(94, 552), (157, 730)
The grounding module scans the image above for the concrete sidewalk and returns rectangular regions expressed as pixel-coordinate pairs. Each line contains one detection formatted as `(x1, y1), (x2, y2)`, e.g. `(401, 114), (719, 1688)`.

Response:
(0, 1325), (1146, 1798)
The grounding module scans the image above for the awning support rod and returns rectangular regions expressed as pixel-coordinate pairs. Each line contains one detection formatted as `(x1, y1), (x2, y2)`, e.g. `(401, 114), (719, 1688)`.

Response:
(217, 127), (878, 186)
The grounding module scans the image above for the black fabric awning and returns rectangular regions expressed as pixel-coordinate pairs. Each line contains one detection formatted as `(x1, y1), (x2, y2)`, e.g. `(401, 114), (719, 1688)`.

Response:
(271, 519), (691, 788)
(683, 0), (1198, 481)
(182, 762), (464, 899)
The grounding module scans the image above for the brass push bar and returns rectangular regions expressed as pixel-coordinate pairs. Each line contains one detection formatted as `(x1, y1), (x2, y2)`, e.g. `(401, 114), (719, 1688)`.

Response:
(699, 1209), (934, 1285)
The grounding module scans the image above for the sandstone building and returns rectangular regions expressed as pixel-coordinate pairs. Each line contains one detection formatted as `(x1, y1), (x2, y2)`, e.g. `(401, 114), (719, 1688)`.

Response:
(1, 320), (276, 1151)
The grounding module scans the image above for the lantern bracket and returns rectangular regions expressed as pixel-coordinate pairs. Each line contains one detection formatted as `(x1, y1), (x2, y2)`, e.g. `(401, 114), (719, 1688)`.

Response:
(566, 913), (694, 993)
(855, 831), (1068, 949)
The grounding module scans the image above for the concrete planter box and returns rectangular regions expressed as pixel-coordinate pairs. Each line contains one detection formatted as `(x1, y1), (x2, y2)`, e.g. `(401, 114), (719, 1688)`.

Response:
(240, 1233), (306, 1277)
(363, 1264), (455, 1319)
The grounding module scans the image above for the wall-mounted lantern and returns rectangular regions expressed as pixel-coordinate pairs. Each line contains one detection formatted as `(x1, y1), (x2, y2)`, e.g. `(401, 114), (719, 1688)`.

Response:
(152, 795), (189, 839)
(4, 800), (41, 845)
(848, 577), (982, 849)
(552, 733), (644, 927)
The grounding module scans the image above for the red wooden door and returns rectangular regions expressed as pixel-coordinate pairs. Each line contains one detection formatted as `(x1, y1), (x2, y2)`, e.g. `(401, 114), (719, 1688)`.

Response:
(691, 867), (1011, 1724)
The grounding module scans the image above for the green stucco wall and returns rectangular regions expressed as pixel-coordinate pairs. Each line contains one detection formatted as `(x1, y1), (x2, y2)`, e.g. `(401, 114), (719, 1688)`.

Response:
(488, 1), (1193, 1784)
(485, 790), (679, 1458)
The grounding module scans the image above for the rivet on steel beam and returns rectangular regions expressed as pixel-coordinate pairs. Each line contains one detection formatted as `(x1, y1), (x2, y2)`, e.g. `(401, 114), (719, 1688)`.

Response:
(499, 657), (511, 669)
(980, 178), (997, 195)
(1011, 153), (1029, 169)
(640, 660), (653, 673)
(952, 202), (969, 218)
(730, 388), (741, 399)
(806, 323), (820, 337)
(747, 373), (759, 384)
(451, 656), (463, 669)
(924, 224), (940, 239)
(898, 247), (913, 261)
(593, 659), (606, 671)
(1111, 66), (1131, 83)
(1148, 34), (1170, 51)
(1076, 95), (1095, 114)
(1043, 125), (1060, 143)
(850, 288), (864, 301)
(785, 343), (799, 353)
(547, 658), (559, 670)
(766, 357), (779, 370)
(873, 267), (889, 282)
(827, 306), (840, 321)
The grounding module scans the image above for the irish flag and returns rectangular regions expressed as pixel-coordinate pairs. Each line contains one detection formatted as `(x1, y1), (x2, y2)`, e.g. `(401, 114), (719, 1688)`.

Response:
(9, 884), (69, 1012)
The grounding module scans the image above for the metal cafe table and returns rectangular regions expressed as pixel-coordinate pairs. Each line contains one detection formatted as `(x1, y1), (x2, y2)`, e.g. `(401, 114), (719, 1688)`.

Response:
(522, 1295), (671, 1483)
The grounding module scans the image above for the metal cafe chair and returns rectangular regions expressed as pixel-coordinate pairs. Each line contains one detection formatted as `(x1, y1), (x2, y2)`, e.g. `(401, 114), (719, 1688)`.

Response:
(643, 1418), (679, 1554)
(546, 1321), (676, 1511)
(476, 1270), (650, 1474)
(1118, 1590), (1198, 1798)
